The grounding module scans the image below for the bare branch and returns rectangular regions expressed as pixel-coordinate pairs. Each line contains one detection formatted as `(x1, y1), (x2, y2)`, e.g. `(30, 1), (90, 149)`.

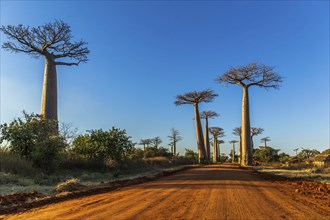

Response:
(216, 62), (283, 89)
(200, 111), (219, 119)
(174, 89), (218, 106)
(55, 61), (79, 66)
(1, 20), (89, 64)
(209, 127), (225, 138)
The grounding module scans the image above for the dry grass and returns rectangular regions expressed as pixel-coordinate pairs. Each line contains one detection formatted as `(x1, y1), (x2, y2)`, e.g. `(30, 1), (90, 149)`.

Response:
(249, 164), (330, 184)
(54, 178), (86, 193)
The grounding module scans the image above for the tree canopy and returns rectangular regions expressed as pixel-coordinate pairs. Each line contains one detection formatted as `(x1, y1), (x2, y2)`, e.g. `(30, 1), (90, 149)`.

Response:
(217, 62), (283, 89)
(1, 20), (89, 65)
(174, 89), (218, 105)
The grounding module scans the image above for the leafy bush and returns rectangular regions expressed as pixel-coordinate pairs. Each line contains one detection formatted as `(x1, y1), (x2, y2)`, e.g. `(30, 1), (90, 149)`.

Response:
(144, 146), (172, 158)
(0, 111), (67, 174)
(71, 127), (135, 165)
(184, 148), (198, 163)
(32, 135), (67, 174)
(253, 146), (280, 163)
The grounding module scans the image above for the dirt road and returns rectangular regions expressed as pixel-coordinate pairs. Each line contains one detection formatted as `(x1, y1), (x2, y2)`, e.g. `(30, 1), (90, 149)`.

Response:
(5, 165), (329, 220)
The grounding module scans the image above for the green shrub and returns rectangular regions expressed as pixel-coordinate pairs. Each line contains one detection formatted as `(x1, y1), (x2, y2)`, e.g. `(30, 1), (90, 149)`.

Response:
(184, 148), (198, 163)
(71, 127), (135, 164)
(0, 111), (67, 174)
(32, 135), (67, 174)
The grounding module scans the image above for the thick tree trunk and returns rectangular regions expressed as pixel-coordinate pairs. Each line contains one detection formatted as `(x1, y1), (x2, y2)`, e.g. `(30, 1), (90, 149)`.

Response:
(173, 142), (176, 158)
(194, 103), (206, 163)
(41, 57), (58, 121)
(241, 86), (252, 166)
(251, 136), (254, 151)
(204, 117), (210, 162)
(239, 136), (242, 163)
(212, 136), (217, 163)
(217, 142), (221, 162)
(232, 144), (235, 163)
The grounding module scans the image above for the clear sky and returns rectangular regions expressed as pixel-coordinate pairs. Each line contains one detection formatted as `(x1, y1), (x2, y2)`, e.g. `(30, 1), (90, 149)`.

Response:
(1, 0), (329, 156)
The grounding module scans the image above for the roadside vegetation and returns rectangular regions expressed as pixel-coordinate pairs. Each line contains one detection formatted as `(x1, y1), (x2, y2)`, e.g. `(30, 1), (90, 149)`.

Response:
(0, 112), (198, 196)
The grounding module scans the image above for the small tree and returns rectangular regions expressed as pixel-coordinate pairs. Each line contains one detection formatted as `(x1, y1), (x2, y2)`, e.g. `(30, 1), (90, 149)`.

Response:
(200, 111), (219, 161)
(217, 63), (283, 166)
(1, 20), (89, 121)
(167, 128), (182, 158)
(253, 146), (280, 163)
(260, 137), (271, 147)
(72, 128), (135, 165)
(0, 111), (66, 174)
(174, 89), (218, 163)
(297, 148), (320, 160)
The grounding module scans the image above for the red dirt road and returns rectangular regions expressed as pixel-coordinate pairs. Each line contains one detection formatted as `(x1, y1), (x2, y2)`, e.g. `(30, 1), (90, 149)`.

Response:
(4, 165), (329, 220)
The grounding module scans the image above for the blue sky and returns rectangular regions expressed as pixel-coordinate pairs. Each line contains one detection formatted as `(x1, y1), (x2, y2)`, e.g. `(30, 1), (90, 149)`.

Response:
(1, 0), (329, 156)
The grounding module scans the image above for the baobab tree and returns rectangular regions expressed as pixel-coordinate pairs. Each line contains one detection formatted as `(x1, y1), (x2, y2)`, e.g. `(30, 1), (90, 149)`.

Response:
(167, 128), (182, 157)
(0, 20), (89, 121)
(217, 63), (283, 166)
(174, 89), (218, 163)
(260, 137), (271, 147)
(209, 127), (224, 163)
(229, 140), (238, 163)
(139, 139), (151, 151)
(151, 137), (162, 149)
(232, 127), (242, 162)
(200, 111), (219, 161)
(233, 126), (264, 162)
(218, 140), (225, 162)
(251, 127), (264, 150)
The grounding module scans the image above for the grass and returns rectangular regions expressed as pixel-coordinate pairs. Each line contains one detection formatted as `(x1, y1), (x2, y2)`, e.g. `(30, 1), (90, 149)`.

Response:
(0, 153), (196, 196)
(249, 163), (330, 184)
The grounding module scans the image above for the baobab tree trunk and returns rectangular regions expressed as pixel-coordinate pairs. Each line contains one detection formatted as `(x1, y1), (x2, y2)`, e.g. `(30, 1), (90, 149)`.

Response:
(41, 57), (58, 121)
(217, 141), (220, 162)
(173, 142), (176, 157)
(232, 143), (235, 163)
(241, 86), (252, 166)
(212, 137), (217, 163)
(239, 136), (242, 163)
(251, 137), (254, 151)
(204, 117), (210, 162)
(194, 103), (206, 163)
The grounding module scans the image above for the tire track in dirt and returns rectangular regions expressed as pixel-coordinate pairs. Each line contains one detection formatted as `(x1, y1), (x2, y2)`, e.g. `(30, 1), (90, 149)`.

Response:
(4, 165), (329, 220)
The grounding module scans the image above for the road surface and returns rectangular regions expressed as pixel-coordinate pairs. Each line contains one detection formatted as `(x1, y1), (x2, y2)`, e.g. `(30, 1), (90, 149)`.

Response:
(5, 165), (328, 220)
